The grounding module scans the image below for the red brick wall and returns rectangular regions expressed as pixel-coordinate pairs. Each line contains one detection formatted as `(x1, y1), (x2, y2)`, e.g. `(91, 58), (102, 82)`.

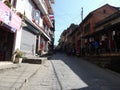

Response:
(82, 4), (118, 35)
(93, 5), (118, 24)
(80, 4), (119, 50)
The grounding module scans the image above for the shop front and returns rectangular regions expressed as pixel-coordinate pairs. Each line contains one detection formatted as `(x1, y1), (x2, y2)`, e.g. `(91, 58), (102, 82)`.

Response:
(0, 27), (15, 61)
(21, 18), (39, 57)
(20, 28), (37, 57)
(0, 2), (21, 61)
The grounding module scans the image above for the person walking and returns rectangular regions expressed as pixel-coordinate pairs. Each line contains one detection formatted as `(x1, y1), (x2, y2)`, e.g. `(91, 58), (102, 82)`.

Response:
(93, 41), (99, 55)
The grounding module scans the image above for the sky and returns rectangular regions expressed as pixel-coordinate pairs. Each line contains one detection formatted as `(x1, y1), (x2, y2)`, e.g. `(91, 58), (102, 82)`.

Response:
(52, 0), (120, 45)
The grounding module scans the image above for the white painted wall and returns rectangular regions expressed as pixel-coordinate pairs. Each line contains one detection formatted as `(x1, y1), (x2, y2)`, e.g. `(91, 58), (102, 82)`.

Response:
(13, 0), (52, 54)
(14, 28), (22, 50)
(16, 0), (25, 14)
(13, 0), (25, 50)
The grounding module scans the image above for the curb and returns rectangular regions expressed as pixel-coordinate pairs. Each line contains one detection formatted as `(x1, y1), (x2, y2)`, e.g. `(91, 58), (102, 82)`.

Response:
(22, 57), (47, 64)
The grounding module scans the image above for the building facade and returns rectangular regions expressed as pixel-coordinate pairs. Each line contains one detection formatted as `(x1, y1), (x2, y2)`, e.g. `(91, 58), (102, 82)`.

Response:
(0, 0), (22, 61)
(95, 11), (120, 53)
(58, 24), (78, 54)
(58, 4), (119, 56)
(0, 0), (55, 61)
(77, 4), (119, 56)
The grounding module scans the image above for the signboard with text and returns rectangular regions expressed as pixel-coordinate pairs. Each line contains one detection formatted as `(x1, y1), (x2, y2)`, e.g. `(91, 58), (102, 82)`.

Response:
(0, 1), (22, 31)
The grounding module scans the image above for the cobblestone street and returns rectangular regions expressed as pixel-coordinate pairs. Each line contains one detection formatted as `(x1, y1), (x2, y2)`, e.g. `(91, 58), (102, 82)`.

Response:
(0, 53), (120, 90)
(21, 53), (120, 90)
(0, 63), (41, 90)
(0, 0), (120, 90)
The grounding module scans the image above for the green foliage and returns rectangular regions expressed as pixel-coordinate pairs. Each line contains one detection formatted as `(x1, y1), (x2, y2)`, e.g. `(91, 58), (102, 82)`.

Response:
(4, 1), (12, 8)
(15, 48), (23, 58)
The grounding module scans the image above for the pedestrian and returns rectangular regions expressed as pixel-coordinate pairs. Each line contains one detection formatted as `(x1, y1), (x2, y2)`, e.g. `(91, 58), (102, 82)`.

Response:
(93, 41), (99, 55)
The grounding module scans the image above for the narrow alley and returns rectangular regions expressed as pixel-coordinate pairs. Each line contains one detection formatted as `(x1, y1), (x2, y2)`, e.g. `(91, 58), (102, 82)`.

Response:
(20, 53), (120, 90)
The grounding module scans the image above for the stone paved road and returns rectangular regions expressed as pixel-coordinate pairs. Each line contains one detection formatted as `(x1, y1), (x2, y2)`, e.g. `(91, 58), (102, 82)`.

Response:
(21, 53), (120, 90)
(0, 63), (41, 90)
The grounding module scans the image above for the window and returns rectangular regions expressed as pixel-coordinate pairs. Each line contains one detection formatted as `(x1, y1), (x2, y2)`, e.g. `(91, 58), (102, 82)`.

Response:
(103, 9), (106, 14)
(84, 23), (90, 33)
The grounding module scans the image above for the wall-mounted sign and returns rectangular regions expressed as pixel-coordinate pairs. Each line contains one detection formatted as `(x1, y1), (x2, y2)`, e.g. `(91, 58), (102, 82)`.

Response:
(32, 8), (40, 24)
(49, 14), (54, 20)
(0, 1), (22, 31)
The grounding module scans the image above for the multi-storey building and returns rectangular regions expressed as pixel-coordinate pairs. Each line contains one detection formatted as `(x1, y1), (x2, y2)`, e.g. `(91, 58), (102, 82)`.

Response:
(0, 0), (22, 61)
(95, 11), (120, 53)
(58, 24), (78, 54)
(0, 0), (55, 61)
(76, 4), (119, 55)
(58, 4), (119, 56)
(57, 29), (69, 51)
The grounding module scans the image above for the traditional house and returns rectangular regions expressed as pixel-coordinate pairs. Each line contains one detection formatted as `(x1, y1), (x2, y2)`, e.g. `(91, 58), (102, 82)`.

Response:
(58, 24), (78, 54)
(57, 29), (69, 52)
(95, 11), (120, 53)
(77, 4), (119, 55)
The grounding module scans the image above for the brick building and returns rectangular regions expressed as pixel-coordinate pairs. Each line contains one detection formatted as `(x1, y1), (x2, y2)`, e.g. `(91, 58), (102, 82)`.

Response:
(76, 4), (119, 55)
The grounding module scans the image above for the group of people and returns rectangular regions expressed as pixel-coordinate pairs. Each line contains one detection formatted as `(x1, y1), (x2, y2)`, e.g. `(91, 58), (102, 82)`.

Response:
(82, 32), (120, 56)
(59, 31), (120, 56)
(83, 40), (105, 55)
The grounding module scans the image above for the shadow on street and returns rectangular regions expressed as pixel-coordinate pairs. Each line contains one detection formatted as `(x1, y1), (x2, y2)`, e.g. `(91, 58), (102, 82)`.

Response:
(49, 52), (120, 90)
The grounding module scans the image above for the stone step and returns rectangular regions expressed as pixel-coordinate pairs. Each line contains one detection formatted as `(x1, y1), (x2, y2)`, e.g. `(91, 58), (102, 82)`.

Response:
(22, 57), (47, 64)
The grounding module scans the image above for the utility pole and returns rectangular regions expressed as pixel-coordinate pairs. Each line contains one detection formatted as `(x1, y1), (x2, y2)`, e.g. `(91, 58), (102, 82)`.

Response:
(81, 7), (83, 22)
(81, 7), (83, 56)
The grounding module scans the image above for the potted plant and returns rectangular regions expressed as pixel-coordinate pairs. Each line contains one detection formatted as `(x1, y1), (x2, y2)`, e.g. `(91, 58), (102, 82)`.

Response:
(14, 48), (23, 64)
(4, 0), (12, 8)
(16, 12), (25, 20)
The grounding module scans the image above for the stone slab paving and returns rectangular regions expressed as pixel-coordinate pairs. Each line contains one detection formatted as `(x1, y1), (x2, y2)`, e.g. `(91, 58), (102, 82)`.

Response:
(21, 60), (62, 90)
(0, 53), (120, 90)
(21, 53), (120, 90)
(0, 61), (18, 70)
(0, 63), (42, 90)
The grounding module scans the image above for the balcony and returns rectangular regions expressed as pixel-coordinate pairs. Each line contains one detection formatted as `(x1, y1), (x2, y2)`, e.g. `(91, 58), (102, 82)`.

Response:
(45, 0), (54, 14)
(42, 15), (53, 28)
(33, 0), (48, 15)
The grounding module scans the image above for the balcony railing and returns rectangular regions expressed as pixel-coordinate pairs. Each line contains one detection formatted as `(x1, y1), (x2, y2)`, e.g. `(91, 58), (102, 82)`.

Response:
(45, 0), (54, 14)
(33, 0), (48, 15)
